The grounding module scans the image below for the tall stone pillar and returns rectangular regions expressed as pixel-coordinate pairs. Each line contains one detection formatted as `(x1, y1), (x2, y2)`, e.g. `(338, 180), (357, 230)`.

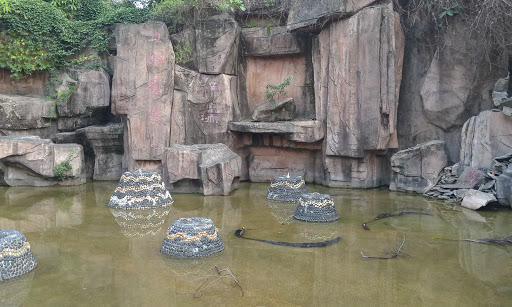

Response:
(112, 22), (175, 171)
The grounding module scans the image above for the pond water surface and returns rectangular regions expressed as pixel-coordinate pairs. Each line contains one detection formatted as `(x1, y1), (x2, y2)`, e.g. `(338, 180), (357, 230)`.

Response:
(1, 182), (511, 306)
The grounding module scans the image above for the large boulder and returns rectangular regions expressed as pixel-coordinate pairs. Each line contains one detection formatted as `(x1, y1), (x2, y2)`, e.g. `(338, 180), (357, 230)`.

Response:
(461, 189), (497, 210)
(0, 94), (55, 130)
(251, 98), (295, 122)
(287, 0), (375, 31)
(111, 22), (175, 171)
(163, 144), (242, 195)
(0, 136), (85, 186)
(389, 140), (448, 193)
(196, 14), (240, 75)
(460, 110), (512, 170)
(57, 69), (110, 117)
(171, 66), (238, 145)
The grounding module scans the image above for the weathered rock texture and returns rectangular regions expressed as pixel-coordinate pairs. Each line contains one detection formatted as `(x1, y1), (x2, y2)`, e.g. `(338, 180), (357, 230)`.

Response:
(111, 22), (174, 171)
(287, 0), (375, 31)
(171, 66), (238, 145)
(390, 140), (448, 193)
(460, 110), (512, 170)
(56, 69), (111, 132)
(0, 136), (85, 186)
(397, 18), (507, 163)
(241, 26), (306, 56)
(196, 14), (240, 75)
(163, 144), (242, 195)
(0, 94), (55, 130)
(243, 55), (313, 119)
(0, 69), (48, 96)
(251, 98), (295, 122)
(75, 124), (123, 181)
(313, 3), (404, 187)
(461, 189), (497, 210)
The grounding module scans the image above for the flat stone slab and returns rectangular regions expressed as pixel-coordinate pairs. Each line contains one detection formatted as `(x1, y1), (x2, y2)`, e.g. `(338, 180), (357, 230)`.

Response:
(228, 120), (324, 143)
(461, 189), (497, 210)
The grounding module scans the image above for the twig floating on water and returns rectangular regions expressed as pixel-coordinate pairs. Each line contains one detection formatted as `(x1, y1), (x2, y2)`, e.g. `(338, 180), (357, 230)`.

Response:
(190, 265), (244, 298)
(362, 211), (434, 230)
(361, 234), (407, 260)
(433, 236), (512, 245)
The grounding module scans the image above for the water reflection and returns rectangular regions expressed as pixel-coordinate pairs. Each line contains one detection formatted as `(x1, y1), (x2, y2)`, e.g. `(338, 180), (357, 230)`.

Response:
(0, 271), (34, 306)
(109, 207), (171, 238)
(0, 185), (85, 232)
(0, 182), (511, 306)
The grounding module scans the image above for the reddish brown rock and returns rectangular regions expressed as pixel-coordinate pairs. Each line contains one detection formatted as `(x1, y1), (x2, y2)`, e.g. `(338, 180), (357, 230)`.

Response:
(163, 144), (242, 195)
(0, 136), (85, 186)
(171, 66), (238, 145)
(243, 55), (313, 119)
(111, 22), (175, 171)
(312, 3), (403, 188)
(314, 3), (403, 158)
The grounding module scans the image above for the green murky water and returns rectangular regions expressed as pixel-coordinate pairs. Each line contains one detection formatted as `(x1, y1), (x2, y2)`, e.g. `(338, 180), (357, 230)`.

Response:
(1, 182), (511, 306)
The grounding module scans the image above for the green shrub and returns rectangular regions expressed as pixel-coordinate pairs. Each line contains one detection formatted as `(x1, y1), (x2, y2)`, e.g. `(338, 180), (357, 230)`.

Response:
(53, 152), (74, 180)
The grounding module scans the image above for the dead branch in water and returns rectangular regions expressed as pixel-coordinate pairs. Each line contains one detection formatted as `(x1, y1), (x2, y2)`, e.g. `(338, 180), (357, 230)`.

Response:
(361, 234), (407, 260)
(190, 265), (244, 298)
(433, 236), (512, 246)
(362, 211), (433, 230)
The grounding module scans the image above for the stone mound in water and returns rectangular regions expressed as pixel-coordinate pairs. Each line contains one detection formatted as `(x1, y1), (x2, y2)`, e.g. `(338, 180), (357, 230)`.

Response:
(294, 192), (339, 222)
(266, 175), (307, 202)
(0, 229), (37, 282)
(108, 171), (174, 209)
(161, 217), (224, 258)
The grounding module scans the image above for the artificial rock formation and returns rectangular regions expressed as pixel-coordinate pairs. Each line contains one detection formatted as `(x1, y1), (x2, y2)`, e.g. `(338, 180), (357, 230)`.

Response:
(196, 14), (240, 75)
(460, 110), (512, 170)
(75, 124), (124, 181)
(163, 143), (242, 196)
(313, 2), (404, 187)
(251, 98), (295, 122)
(241, 26), (306, 56)
(0, 136), (85, 186)
(0, 94), (55, 131)
(389, 140), (448, 193)
(287, 0), (375, 31)
(397, 18), (507, 162)
(111, 22), (175, 171)
(171, 66), (238, 145)
(57, 68), (110, 131)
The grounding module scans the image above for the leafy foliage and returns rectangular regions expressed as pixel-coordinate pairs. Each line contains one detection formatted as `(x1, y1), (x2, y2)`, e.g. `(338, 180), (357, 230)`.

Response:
(53, 152), (74, 180)
(439, 3), (459, 18)
(174, 41), (193, 64)
(265, 76), (291, 102)
(0, 0), (149, 79)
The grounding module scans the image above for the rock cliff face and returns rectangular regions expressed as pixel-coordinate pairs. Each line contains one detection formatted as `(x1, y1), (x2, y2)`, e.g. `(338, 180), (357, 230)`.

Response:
(313, 3), (404, 187)
(1, 0), (509, 193)
(111, 22), (175, 171)
(397, 18), (507, 163)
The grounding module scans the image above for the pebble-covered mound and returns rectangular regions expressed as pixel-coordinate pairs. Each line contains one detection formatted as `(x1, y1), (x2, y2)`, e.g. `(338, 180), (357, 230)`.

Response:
(108, 171), (174, 209)
(294, 192), (339, 222)
(161, 217), (224, 258)
(266, 175), (308, 202)
(0, 229), (37, 282)
(109, 207), (171, 237)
